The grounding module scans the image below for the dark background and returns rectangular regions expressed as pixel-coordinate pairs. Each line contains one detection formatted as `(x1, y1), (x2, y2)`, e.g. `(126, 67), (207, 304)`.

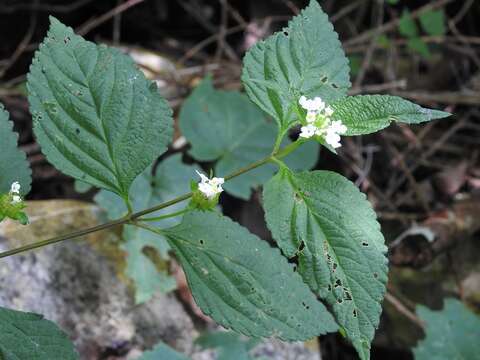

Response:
(0, 1), (479, 359)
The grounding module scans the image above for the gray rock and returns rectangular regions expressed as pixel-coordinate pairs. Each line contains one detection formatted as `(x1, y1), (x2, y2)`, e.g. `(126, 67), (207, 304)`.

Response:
(251, 340), (320, 360)
(0, 238), (197, 359)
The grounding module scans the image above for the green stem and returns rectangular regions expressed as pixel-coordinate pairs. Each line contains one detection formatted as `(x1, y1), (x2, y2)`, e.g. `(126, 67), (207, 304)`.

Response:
(126, 199), (133, 215)
(133, 221), (165, 236)
(139, 208), (189, 222)
(0, 215), (129, 259)
(223, 154), (273, 181)
(0, 140), (306, 259)
(276, 138), (304, 158)
(272, 133), (284, 154)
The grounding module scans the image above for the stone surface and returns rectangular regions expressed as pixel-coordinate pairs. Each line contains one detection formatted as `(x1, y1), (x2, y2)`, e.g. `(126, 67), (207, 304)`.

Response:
(250, 339), (320, 360)
(0, 200), (196, 359)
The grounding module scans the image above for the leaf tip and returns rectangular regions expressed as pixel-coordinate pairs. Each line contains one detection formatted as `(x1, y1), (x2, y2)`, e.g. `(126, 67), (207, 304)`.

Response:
(48, 15), (62, 28)
(429, 109), (452, 120)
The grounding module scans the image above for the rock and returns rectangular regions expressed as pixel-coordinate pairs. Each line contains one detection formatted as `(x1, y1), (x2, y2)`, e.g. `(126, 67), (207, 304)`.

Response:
(132, 293), (196, 353)
(0, 200), (196, 359)
(188, 338), (320, 360)
(250, 339), (321, 360)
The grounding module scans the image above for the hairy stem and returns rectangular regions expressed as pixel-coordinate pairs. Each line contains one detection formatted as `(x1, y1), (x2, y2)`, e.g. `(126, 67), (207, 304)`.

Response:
(0, 216), (129, 259)
(0, 141), (303, 259)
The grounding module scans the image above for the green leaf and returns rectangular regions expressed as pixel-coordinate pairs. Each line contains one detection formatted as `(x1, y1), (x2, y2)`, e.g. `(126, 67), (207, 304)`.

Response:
(407, 38), (431, 59)
(0, 104), (31, 196)
(179, 77), (271, 164)
(196, 331), (259, 360)
(179, 78), (319, 200)
(242, 0), (350, 128)
(122, 225), (177, 304)
(0, 307), (78, 360)
(331, 95), (450, 136)
(139, 343), (189, 360)
(27, 17), (173, 200)
(263, 169), (388, 360)
(348, 55), (362, 77)
(413, 299), (480, 360)
(419, 10), (446, 36)
(165, 211), (338, 340)
(95, 154), (199, 303)
(73, 180), (92, 193)
(377, 35), (391, 48)
(399, 10), (418, 38)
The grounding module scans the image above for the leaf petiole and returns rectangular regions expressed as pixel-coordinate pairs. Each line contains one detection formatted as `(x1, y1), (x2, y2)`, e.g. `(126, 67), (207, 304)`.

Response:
(132, 221), (165, 236)
(138, 208), (190, 222)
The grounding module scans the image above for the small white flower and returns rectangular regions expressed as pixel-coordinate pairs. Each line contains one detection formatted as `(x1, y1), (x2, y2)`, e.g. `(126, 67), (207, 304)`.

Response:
(330, 120), (347, 135)
(196, 170), (224, 199)
(209, 177), (225, 187)
(324, 106), (334, 117)
(298, 96), (348, 149)
(299, 96), (325, 112)
(11, 195), (21, 204)
(325, 128), (342, 148)
(299, 124), (317, 138)
(10, 181), (21, 194)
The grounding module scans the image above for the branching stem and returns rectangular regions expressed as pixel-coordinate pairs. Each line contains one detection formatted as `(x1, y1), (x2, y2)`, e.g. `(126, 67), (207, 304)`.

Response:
(0, 141), (302, 259)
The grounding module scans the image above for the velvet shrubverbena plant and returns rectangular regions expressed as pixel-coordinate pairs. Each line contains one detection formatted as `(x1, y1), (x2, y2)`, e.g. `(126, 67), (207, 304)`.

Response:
(0, 2), (451, 359)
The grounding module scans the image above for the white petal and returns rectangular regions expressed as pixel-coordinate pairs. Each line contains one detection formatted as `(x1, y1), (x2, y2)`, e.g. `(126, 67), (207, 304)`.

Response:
(325, 130), (342, 148)
(195, 170), (209, 183)
(299, 96), (325, 112)
(300, 124), (317, 138)
(10, 181), (21, 194)
(198, 183), (216, 199)
(330, 120), (347, 134)
(211, 177), (225, 185)
(324, 106), (334, 117)
(312, 97), (325, 111)
(299, 96), (308, 108)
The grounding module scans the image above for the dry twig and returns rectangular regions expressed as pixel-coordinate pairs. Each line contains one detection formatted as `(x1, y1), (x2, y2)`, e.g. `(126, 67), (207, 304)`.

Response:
(77, 0), (145, 36)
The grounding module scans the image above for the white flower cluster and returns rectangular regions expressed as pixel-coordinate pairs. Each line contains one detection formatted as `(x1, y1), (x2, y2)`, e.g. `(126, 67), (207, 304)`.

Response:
(298, 96), (347, 149)
(196, 171), (224, 199)
(9, 181), (22, 204)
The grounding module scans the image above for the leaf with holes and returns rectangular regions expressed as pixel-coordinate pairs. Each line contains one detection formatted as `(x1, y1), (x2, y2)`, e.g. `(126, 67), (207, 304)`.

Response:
(27, 17), (173, 200)
(95, 154), (199, 303)
(165, 211), (338, 340)
(122, 227), (177, 304)
(413, 299), (480, 360)
(179, 78), (319, 199)
(331, 95), (450, 136)
(242, 0), (350, 129)
(263, 168), (388, 360)
(0, 104), (31, 196)
(0, 307), (78, 359)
